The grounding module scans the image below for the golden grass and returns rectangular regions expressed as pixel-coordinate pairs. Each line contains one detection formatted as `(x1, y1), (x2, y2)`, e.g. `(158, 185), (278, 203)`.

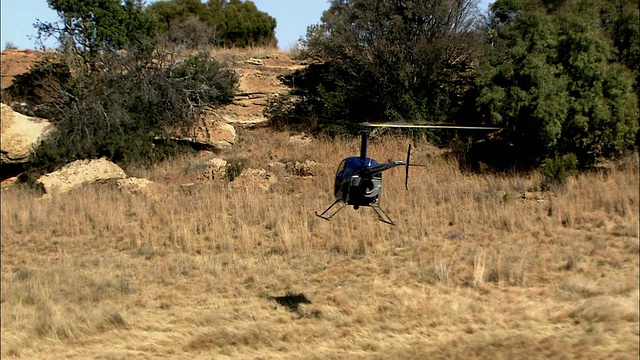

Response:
(2, 128), (638, 359)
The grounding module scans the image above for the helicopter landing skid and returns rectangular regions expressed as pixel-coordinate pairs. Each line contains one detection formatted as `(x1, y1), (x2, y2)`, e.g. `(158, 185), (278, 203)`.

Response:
(371, 203), (395, 226)
(316, 200), (395, 225)
(315, 200), (347, 221)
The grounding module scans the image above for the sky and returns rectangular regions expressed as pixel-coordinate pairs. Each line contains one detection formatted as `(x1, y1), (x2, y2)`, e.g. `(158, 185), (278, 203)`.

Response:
(1, 0), (491, 51)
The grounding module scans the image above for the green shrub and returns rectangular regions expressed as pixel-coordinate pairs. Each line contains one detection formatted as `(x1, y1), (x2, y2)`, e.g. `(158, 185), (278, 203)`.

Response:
(2, 59), (73, 119)
(147, 0), (277, 48)
(16, 48), (237, 184)
(225, 158), (246, 182)
(476, 0), (638, 168)
(540, 153), (578, 190)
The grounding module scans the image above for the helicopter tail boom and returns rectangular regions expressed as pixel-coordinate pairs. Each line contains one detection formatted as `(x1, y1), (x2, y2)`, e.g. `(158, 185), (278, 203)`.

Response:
(359, 160), (405, 176)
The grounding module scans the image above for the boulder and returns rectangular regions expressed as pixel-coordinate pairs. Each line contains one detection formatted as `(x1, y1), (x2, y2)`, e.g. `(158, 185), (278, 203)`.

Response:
(36, 157), (126, 196)
(199, 157), (228, 181)
(245, 58), (264, 66)
(267, 159), (316, 177)
(1, 49), (44, 89)
(1, 176), (19, 189)
(229, 168), (277, 192)
(117, 177), (156, 196)
(166, 110), (236, 150)
(1, 103), (53, 164)
(288, 133), (313, 146)
(267, 161), (287, 172)
(289, 159), (316, 177)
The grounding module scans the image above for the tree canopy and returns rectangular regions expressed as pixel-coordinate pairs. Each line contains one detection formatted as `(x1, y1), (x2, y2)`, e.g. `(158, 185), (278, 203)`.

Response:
(476, 0), (638, 167)
(36, 0), (156, 59)
(146, 0), (277, 47)
(17, 0), (239, 181)
(267, 0), (638, 169)
(279, 0), (483, 136)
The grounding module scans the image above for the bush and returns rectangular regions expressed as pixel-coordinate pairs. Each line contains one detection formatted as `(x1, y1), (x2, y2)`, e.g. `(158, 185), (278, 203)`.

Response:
(225, 158), (246, 182)
(476, 0), (638, 168)
(265, 0), (485, 138)
(15, 47), (237, 184)
(2, 59), (73, 119)
(541, 153), (578, 191)
(147, 0), (277, 48)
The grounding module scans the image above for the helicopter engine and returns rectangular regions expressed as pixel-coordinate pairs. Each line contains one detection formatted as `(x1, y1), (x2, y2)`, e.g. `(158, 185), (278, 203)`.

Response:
(347, 173), (382, 208)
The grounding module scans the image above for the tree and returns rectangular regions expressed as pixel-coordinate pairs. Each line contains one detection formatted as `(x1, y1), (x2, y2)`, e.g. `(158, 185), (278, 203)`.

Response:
(15, 0), (239, 183)
(18, 48), (238, 183)
(222, 0), (276, 47)
(285, 0), (484, 136)
(146, 0), (276, 48)
(475, 0), (638, 167)
(36, 0), (156, 65)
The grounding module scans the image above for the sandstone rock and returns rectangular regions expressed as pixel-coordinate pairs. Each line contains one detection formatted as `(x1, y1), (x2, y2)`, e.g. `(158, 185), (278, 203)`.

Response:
(1, 49), (45, 89)
(246, 58), (264, 66)
(36, 157), (126, 196)
(1, 103), (53, 164)
(268, 161), (287, 172)
(166, 110), (236, 150)
(229, 168), (277, 192)
(288, 133), (313, 146)
(1, 176), (19, 189)
(289, 159), (316, 177)
(198, 150), (214, 158)
(199, 157), (228, 181)
(522, 191), (545, 202)
(117, 177), (156, 196)
(207, 157), (228, 168)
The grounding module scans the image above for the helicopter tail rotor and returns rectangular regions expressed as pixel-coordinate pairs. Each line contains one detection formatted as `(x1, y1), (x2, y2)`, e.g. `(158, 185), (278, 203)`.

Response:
(405, 144), (411, 190)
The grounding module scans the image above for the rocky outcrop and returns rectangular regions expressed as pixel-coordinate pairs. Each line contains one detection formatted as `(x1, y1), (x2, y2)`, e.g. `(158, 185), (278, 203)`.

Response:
(1, 103), (53, 164)
(1, 49), (44, 89)
(290, 159), (317, 177)
(229, 168), (277, 192)
(1, 49), (310, 157)
(116, 177), (163, 199)
(116, 177), (153, 194)
(165, 109), (237, 150)
(268, 159), (317, 177)
(199, 157), (228, 180)
(36, 157), (126, 196)
(213, 56), (306, 127)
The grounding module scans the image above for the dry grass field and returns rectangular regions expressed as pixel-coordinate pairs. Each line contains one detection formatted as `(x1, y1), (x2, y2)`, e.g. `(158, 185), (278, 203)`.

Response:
(1, 128), (638, 359)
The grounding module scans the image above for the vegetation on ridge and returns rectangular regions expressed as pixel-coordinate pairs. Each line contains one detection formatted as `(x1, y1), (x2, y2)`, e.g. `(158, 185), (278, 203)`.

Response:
(271, 0), (638, 169)
(2, 0), (638, 177)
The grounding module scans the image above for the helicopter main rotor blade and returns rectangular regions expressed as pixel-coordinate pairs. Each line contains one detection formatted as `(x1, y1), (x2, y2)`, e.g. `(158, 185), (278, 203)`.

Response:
(360, 122), (503, 130)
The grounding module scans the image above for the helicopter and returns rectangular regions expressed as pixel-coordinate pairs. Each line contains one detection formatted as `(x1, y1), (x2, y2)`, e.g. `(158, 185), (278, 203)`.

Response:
(315, 122), (502, 225)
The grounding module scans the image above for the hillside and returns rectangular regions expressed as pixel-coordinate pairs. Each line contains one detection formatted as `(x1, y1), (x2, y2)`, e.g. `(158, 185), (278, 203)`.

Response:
(0, 47), (305, 127)
(0, 48), (638, 359)
(0, 49), (45, 89)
